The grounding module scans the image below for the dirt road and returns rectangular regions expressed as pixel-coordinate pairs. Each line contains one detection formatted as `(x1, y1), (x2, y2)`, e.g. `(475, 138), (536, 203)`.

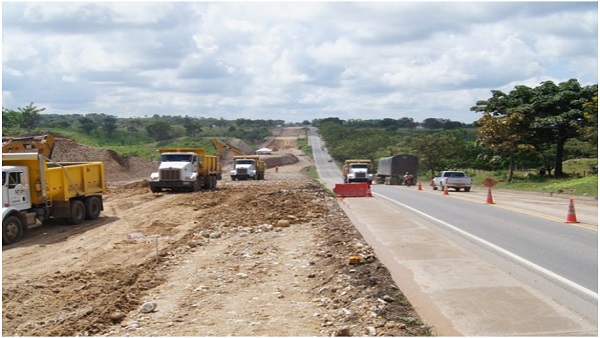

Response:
(2, 128), (431, 336)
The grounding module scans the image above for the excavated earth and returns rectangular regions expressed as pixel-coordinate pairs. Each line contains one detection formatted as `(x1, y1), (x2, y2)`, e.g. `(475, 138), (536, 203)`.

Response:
(2, 128), (431, 337)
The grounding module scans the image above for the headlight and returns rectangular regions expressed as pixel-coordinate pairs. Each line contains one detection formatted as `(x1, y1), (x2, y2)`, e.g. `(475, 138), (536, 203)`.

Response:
(150, 173), (159, 181)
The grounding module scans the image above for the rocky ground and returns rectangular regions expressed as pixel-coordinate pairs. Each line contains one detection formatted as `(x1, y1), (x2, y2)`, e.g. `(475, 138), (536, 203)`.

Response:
(2, 128), (431, 336)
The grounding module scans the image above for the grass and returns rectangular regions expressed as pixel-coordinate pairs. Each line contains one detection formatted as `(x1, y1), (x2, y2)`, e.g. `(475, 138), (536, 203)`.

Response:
(468, 159), (598, 198)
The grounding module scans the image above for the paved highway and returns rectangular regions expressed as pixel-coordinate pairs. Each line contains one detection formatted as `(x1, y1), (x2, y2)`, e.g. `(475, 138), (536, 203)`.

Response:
(308, 127), (598, 334)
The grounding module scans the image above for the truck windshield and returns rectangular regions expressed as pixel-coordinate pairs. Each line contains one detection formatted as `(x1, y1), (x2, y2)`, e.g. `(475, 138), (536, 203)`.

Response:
(236, 160), (254, 165)
(350, 164), (368, 169)
(161, 154), (193, 162)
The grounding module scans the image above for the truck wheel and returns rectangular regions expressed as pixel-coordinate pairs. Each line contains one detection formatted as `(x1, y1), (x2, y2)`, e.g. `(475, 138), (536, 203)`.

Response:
(85, 196), (102, 220)
(3, 215), (24, 245)
(67, 200), (86, 225)
(150, 186), (162, 193)
(212, 175), (218, 188)
(464, 187), (471, 192)
(193, 180), (202, 192)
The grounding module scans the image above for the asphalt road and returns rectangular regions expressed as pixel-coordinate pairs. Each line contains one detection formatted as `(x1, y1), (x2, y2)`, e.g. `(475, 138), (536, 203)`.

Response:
(308, 127), (598, 334)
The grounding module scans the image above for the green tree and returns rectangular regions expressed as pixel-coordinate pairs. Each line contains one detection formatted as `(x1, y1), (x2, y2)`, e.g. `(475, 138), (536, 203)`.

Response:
(2, 107), (20, 130)
(475, 111), (534, 182)
(530, 79), (596, 177)
(422, 118), (442, 129)
(79, 117), (99, 135)
(102, 115), (118, 137)
(4, 103), (45, 131)
(393, 130), (470, 178)
(472, 79), (597, 177)
(146, 121), (173, 141)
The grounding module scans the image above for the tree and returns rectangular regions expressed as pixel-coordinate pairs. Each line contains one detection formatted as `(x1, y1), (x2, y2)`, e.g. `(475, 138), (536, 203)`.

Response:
(472, 79), (597, 177)
(182, 117), (202, 136)
(475, 111), (534, 182)
(581, 91), (598, 144)
(393, 130), (470, 178)
(422, 118), (443, 129)
(2, 107), (20, 130)
(3, 103), (45, 131)
(102, 115), (118, 137)
(145, 121), (173, 141)
(79, 117), (99, 135)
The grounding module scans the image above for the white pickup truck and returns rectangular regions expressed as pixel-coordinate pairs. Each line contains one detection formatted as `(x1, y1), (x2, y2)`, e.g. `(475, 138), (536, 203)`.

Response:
(432, 171), (472, 192)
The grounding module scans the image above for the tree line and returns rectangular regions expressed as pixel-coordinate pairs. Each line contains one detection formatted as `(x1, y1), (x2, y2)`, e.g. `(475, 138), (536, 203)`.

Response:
(2, 79), (597, 180)
(315, 79), (597, 180)
(2, 107), (288, 148)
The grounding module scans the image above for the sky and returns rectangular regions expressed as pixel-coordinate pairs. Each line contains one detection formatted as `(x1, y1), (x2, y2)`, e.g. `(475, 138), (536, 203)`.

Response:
(2, 2), (598, 124)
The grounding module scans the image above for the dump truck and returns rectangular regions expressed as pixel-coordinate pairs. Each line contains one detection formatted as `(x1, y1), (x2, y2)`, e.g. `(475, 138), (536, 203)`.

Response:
(149, 148), (221, 193)
(375, 154), (418, 185)
(342, 159), (373, 184)
(2, 152), (106, 245)
(230, 155), (266, 180)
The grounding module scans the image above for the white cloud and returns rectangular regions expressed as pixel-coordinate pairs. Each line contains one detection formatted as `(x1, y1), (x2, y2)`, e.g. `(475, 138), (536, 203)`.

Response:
(2, 2), (597, 124)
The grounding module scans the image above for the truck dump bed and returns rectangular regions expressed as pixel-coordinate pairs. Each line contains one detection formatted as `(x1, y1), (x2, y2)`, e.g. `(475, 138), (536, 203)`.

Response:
(158, 148), (220, 176)
(2, 153), (106, 205)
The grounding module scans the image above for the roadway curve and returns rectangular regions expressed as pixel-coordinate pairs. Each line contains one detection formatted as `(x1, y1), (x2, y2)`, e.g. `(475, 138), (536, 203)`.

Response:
(308, 127), (598, 336)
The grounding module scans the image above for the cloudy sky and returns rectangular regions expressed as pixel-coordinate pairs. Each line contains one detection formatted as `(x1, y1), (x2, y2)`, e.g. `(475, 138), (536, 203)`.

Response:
(2, 2), (598, 124)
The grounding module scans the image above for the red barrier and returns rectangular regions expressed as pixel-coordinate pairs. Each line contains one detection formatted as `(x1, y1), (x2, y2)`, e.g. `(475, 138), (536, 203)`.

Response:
(333, 183), (372, 197)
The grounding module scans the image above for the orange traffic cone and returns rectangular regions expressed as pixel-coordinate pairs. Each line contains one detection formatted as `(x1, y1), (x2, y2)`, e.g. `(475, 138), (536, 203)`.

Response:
(486, 188), (495, 204)
(565, 198), (579, 223)
(417, 182), (423, 190)
(443, 186), (449, 195)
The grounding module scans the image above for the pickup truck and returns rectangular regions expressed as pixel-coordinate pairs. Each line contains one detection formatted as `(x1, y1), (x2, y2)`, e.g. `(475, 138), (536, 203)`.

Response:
(432, 171), (472, 192)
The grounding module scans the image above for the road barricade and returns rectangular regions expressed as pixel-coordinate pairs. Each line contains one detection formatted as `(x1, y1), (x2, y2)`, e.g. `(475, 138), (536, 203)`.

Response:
(333, 183), (372, 197)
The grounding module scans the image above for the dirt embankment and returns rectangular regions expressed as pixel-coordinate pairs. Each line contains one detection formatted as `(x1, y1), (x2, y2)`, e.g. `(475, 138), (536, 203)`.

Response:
(2, 128), (431, 336)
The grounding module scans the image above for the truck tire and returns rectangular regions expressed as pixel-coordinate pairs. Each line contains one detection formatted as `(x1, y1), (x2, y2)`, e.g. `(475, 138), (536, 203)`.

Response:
(66, 200), (86, 225)
(212, 175), (218, 188)
(150, 186), (162, 193)
(464, 187), (471, 192)
(3, 215), (24, 245)
(193, 179), (202, 192)
(85, 196), (102, 220)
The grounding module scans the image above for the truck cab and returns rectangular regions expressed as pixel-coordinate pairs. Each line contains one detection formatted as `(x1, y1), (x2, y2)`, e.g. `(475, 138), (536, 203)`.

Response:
(2, 166), (32, 213)
(343, 160), (373, 184)
(230, 157), (264, 180)
(150, 151), (200, 192)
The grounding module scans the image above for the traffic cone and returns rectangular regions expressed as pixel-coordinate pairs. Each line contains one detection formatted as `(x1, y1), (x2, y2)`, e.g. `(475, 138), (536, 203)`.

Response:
(417, 182), (423, 190)
(443, 186), (449, 195)
(486, 187), (495, 204)
(565, 198), (579, 223)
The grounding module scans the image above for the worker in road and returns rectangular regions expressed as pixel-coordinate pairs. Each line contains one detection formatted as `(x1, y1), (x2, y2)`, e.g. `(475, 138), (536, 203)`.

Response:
(403, 172), (414, 186)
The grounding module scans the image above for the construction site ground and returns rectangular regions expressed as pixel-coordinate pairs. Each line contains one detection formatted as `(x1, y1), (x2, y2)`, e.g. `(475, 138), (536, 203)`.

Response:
(2, 127), (432, 337)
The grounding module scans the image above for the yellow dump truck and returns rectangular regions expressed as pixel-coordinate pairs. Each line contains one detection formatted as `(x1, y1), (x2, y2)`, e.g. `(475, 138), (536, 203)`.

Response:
(149, 148), (222, 193)
(342, 159), (373, 184)
(2, 153), (106, 245)
(230, 155), (266, 180)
